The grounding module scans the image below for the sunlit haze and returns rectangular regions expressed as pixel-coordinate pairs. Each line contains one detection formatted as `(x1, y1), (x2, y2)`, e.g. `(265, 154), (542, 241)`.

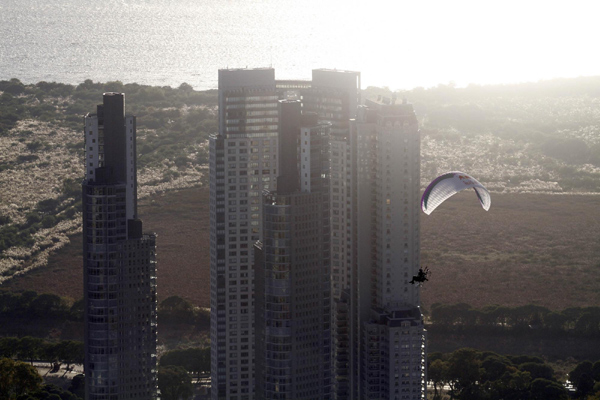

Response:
(1, 0), (599, 89)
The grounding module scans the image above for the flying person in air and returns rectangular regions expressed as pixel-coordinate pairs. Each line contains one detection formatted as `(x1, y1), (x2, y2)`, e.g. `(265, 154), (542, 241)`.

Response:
(410, 266), (430, 285)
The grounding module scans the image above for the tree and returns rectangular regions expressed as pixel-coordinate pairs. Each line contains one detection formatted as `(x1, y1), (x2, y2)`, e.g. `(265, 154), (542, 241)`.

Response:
(0, 337), (19, 358)
(488, 370), (531, 400)
(428, 359), (447, 399)
(570, 361), (593, 388)
(592, 361), (600, 381)
(17, 337), (43, 365)
(158, 366), (193, 400)
(544, 312), (568, 332)
(178, 83), (194, 92)
(68, 374), (85, 399)
(18, 383), (80, 400)
(529, 378), (569, 400)
(41, 343), (60, 367)
(69, 299), (84, 321)
(481, 354), (513, 382)
(519, 362), (554, 381)
(159, 296), (195, 324)
(160, 347), (210, 380)
(588, 386), (600, 400)
(574, 311), (600, 336)
(445, 348), (482, 399)
(0, 357), (42, 399)
(508, 355), (544, 365)
(576, 373), (596, 399)
(56, 341), (84, 370)
(16, 291), (38, 314)
(28, 294), (68, 319)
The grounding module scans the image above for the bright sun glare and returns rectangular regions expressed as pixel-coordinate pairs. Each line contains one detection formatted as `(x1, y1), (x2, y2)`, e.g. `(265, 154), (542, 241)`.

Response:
(327, 0), (600, 89)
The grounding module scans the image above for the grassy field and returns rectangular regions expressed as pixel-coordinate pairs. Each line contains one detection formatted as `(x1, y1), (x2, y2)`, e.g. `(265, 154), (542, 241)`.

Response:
(421, 191), (600, 311)
(1, 187), (210, 307)
(3, 187), (600, 314)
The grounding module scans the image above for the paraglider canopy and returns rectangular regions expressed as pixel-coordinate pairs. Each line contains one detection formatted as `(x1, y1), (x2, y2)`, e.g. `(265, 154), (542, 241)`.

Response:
(421, 171), (491, 215)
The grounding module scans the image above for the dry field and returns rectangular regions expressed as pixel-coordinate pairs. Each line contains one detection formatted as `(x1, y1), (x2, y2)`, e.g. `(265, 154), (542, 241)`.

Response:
(3, 187), (600, 312)
(1, 188), (210, 307)
(421, 191), (600, 310)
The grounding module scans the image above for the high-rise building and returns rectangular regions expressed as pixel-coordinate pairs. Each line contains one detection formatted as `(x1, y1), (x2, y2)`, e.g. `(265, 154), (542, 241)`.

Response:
(210, 68), (360, 400)
(333, 98), (426, 400)
(83, 93), (158, 400)
(210, 69), (280, 400)
(254, 101), (332, 399)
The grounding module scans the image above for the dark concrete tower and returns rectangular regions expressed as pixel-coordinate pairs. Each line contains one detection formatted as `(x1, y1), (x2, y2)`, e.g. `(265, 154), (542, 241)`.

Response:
(83, 93), (157, 400)
(255, 100), (332, 399)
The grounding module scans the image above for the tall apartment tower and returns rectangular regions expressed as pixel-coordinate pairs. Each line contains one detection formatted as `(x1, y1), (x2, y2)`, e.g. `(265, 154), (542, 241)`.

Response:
(210, 69), (280, 400)
(254, 101), (332, 399)
(334, 98), (426, 400)
(82, 93), (158, 400)
(210, 68), (360, 400)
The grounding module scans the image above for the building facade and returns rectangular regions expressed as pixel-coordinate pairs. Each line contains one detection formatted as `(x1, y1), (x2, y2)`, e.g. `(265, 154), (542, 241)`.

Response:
(210, 68), (360, 400)
(82, 93), (158, 400)
(333, 99), (426, 400)
(255, 101), (332, 399)
(210, 69), (280, 400)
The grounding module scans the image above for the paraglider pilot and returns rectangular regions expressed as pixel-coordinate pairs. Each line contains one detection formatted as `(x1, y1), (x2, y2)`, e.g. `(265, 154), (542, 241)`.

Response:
(410, 266), (430, 285)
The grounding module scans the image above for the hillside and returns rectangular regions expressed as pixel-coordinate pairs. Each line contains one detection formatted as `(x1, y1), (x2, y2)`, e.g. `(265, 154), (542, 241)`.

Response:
(1, 76), (600, 286)
(0, 80), (216, 283)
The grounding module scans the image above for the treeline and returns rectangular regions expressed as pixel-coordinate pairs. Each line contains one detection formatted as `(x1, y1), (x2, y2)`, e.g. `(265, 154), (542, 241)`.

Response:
(159, 295), (210, 329)
(430, 303), (600, 337)
(0, 291), (209, 338)
(428, 348), (600, 399)
(0, 291), (82, 323)
(0, 336), (83, 368)
(161, 347), (210, 379)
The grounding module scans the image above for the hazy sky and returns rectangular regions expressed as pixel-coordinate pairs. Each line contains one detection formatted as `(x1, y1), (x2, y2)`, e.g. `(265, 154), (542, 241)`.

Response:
(320, 0), (600, 88)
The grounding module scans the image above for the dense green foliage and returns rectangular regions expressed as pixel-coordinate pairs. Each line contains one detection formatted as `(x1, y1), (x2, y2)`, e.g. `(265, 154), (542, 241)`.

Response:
(0, 357), (43, 399)
(0, 291), (80, 322)
(14, 383), (81, 400)
(0, 291), (209, 338)
(159, 295), (210, 329)
(160, 347), (210, 379)
(0, 337), (83, 367)
(427, 348), (575, 399)
(158, 365), (193, 400)
(430, 303), (600, 337)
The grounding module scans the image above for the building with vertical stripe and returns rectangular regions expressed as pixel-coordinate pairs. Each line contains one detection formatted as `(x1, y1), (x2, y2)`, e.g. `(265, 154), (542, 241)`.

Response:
(82, 93), (158, 400)
(254, 101), (332, 399)
(333, 98), (426, 400)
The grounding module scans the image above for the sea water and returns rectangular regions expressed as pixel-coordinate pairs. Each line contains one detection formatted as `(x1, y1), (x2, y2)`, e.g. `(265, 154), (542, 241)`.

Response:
(1, 0), (598, 90)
